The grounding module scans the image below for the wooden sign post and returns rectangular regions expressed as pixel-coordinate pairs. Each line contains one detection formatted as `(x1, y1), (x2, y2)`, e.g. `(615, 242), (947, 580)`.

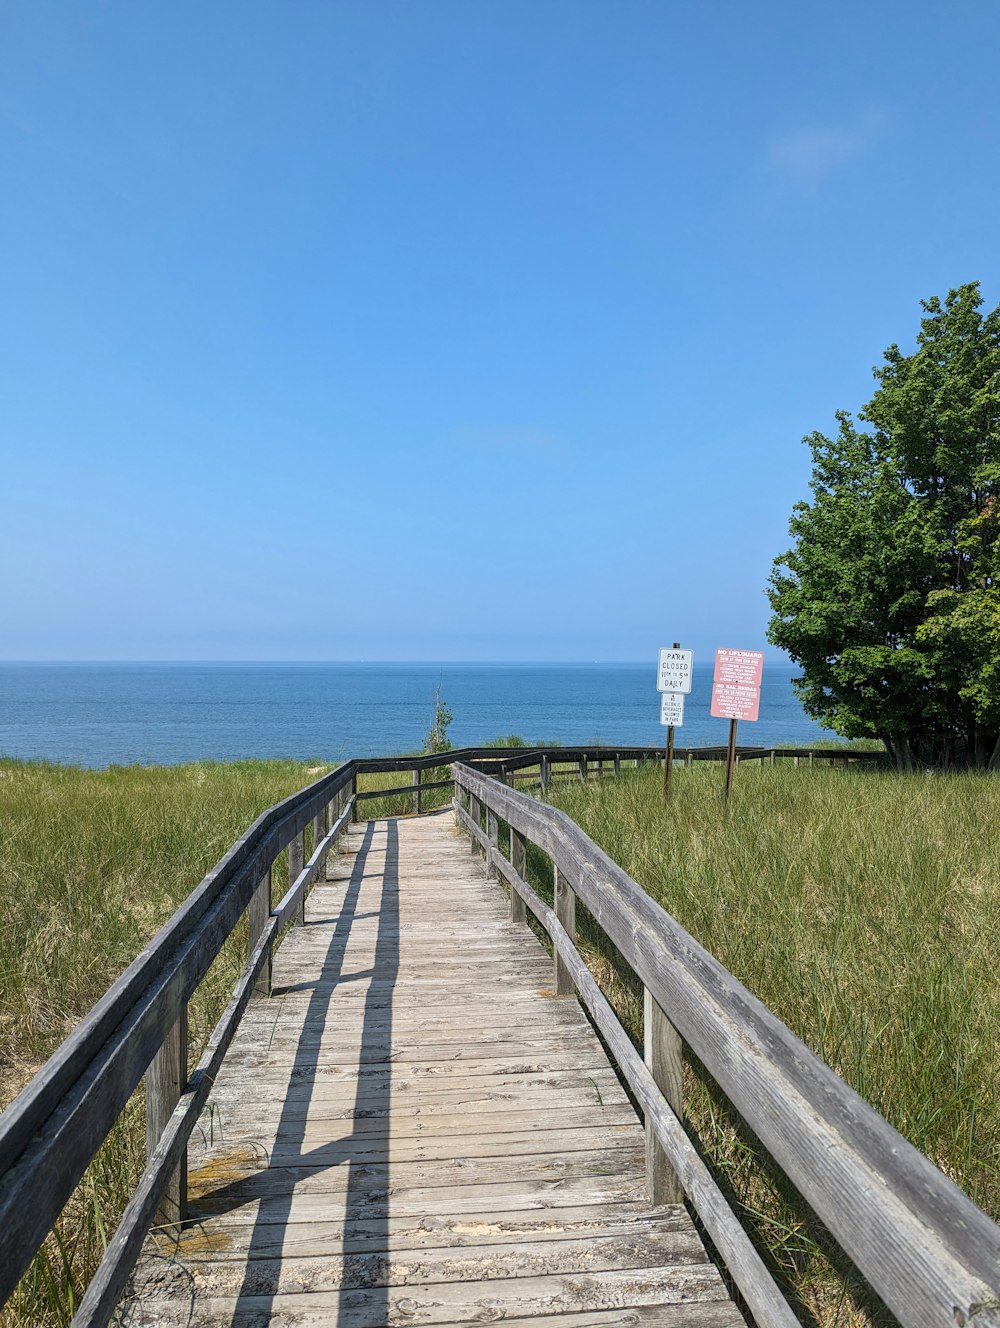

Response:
(710, 648), (764, 806)
(656, 643), (693, 804)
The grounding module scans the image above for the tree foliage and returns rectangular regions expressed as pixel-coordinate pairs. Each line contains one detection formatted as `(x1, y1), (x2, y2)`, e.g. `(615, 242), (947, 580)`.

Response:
(422, 686), (454, 754)
(768, 283), (1000, 769)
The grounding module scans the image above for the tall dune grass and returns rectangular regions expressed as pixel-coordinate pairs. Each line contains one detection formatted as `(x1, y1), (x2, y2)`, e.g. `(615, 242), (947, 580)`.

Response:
(0, 757), (324, 1328)
(5, 754), (999, 1326)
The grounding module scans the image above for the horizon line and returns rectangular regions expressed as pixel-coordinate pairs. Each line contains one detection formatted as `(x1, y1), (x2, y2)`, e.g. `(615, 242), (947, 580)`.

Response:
(0, 655), (793, 666)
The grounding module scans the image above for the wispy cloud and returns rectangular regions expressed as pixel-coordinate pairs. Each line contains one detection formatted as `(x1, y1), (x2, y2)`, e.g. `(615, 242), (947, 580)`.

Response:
(452, 426), (567, 456)
(767, 110), (888, 193)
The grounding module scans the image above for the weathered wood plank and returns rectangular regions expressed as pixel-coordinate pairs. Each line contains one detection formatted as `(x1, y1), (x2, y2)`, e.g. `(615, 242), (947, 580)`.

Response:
(128, 1228), (710, 1296)
(144, 1006), (187, 1232)
(644, 988), (683, 1205)
(124, 815), (741, 1327)
(122, 1292), (743, 1328)
(163, 1205), (692, 1259)
(246, 868), (272, 996)
(123, 1261), (731, 1327)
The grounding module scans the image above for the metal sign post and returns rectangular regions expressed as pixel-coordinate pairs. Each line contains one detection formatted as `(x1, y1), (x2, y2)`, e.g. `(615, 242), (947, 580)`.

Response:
(660, 690), (685, 801)
(710, 648), (764, 807)
(724, 717), (738, 803)
(656, 643), (691, 804)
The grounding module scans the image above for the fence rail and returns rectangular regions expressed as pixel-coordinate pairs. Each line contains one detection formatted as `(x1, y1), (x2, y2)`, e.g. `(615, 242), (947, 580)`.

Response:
(0, 740), (942, 1328)
(451, 762), (1000, 1328)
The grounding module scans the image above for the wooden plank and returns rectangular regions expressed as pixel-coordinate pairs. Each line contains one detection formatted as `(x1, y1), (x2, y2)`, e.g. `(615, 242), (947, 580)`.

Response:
(184, 1122), (644, 1169)
(644, 988), (683, 1205)
(554, 865), (576, 996)
(288, 829), (305, 925)
(144, 1007), (187, 1232)
(192, 1104), (641, 1144)
(511, 828), (527, 924)
(486, 805), (498, 878)
(185, 1174), (653, 1227)
(163, 1205), (692, 1258)
(185, 1175), (653, 1230)
(124, 1303), (741, 1328)
(122, 1262), (731, 1327)
(247, 867), (272, 996)
(128, 1228), (710, 1296)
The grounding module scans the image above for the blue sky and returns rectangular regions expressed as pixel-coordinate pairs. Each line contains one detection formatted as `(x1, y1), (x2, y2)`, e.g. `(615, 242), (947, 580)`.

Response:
(2, 1), (998, 661)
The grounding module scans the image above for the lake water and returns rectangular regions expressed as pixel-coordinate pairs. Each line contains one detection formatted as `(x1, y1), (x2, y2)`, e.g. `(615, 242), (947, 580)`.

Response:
(0, 662), (831, 768)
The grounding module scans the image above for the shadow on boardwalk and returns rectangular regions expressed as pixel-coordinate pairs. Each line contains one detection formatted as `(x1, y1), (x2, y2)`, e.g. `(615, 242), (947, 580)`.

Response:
(167, 820), (401, 1325)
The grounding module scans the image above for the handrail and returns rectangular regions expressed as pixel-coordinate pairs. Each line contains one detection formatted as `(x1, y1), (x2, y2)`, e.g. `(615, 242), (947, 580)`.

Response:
(0, 739), (896, 1324)
(0, 760), (358, 1313)
(452, 762), (1000, 1328)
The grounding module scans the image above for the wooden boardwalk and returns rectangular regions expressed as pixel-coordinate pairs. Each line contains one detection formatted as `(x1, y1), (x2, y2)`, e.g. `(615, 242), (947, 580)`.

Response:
(123, 812), (742, 1327)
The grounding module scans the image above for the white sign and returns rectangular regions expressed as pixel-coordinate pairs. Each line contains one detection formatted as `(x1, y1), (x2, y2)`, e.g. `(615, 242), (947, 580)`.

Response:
(657, 648), (694, 694)
(660, 692), (685, 727)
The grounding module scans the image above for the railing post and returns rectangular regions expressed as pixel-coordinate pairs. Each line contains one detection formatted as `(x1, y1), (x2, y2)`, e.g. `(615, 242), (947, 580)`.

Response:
(486, 806), (498, 878)
(312, 808), (325, 884)
(614, 753), (621, 778)
(326, 793), (339, 878)
(349, 773), (358, 820)
(510, 828), (527, 925)
(146, 1005), (188, 1233)
(289, 828), (305, 925)
(412, 768), (421, 815)
(470, 793), (481, 853)
(644, 988), (684, 1205)
(554, 866), (576, 995)
(578, 755), (587, 781)
(248, 865), (272, 994)
(793, 754), (799, 768)
(686, 751), (693, 769)
(770, 750), (776, 766)
(540, 755), (550, 793)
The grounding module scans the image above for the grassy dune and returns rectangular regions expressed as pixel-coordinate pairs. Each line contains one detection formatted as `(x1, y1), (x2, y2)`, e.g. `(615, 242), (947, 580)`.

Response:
(541, 761), (1000, 1324)
(3, 755), (998, 1326)
(0, 757), (326, 1327)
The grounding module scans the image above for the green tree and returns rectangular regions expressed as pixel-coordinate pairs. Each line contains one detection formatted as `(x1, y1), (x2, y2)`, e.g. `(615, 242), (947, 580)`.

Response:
(422, 686), (454, 754)
(768, 283), (1000, 769)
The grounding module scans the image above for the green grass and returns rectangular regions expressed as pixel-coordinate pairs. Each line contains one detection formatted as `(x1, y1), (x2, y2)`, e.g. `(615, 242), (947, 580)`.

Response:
(540, 761), (1000, 1325)
(0, 756), (328, 1328)
(5, 752), (997, 1326)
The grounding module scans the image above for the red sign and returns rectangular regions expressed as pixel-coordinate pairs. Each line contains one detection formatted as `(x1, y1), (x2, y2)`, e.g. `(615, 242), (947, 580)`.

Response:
(711, 648), (764, 722)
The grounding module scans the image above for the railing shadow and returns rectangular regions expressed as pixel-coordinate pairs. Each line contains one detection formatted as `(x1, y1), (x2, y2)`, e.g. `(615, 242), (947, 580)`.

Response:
(182, 817), (400, 1324)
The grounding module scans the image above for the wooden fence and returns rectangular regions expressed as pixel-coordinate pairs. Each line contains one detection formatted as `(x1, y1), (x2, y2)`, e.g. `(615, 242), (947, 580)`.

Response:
(452, 761), (1000, 1328)
(0, 740), (954, 1328)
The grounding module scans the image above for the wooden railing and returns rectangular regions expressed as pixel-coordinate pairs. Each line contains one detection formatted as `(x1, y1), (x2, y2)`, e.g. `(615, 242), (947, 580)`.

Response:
(452, 761), (1000, 1328)
(0, 741), (902, 1326)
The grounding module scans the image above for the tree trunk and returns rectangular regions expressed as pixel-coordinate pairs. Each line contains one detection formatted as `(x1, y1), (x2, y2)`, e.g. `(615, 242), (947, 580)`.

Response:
(987, 731), (1000, 772)
(888, 734), (913, 772)
(974, 725), (989, 770)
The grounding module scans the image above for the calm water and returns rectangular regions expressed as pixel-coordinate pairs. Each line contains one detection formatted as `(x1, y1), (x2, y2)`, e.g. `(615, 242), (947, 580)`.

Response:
(0, 662), (830, 768)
